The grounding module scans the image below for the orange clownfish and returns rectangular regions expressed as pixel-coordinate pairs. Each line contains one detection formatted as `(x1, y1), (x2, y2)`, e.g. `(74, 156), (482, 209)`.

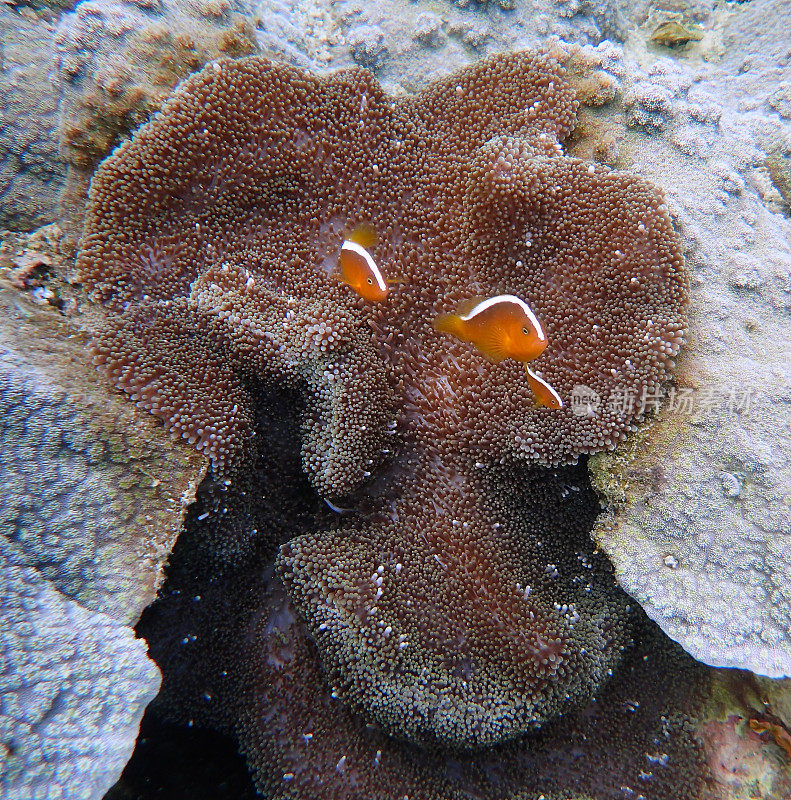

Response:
(750, 718), (791, 759)
(433, 294), (563, 409)
(337, 223), (390, 303)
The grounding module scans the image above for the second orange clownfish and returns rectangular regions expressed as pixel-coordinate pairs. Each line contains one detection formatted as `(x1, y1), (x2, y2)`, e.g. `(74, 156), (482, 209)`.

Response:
(337, 224), (392, 303)
(433, 295), (563, 409)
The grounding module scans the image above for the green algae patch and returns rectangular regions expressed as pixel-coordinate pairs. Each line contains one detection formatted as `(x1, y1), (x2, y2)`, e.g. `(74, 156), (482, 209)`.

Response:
(650, 18), (705, 48)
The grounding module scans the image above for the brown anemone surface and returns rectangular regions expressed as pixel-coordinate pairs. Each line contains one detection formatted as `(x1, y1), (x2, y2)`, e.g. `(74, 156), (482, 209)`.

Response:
(78, 51), (686, 487)
(77, 51), (703, 799)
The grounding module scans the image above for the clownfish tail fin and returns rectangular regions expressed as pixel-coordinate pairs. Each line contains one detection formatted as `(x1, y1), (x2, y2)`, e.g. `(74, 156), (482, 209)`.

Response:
(433, 312), (463, 337)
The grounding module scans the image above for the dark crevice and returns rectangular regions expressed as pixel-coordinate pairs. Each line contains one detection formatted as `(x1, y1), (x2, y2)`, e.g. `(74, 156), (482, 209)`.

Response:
(105, 378), (331, 800)
(103, 713), (258, 800)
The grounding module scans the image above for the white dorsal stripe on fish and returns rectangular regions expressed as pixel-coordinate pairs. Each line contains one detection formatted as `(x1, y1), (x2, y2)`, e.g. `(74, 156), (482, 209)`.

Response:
(340, 240), (387, 292)
(457, 294), (546, 342)
(525, 365), (563, 407)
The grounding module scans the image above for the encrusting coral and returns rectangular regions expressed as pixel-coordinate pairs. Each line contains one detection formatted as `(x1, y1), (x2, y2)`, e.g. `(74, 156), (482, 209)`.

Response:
(0, 274), (211, 800)
(77, 49), (694, 795)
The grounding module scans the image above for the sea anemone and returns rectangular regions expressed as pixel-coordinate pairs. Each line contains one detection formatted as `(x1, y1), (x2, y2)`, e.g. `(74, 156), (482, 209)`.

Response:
(78, 49), (694, 797)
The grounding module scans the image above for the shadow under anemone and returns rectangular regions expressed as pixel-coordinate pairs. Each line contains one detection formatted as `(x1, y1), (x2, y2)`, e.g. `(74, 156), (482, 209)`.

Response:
(105, 378), (712, 800)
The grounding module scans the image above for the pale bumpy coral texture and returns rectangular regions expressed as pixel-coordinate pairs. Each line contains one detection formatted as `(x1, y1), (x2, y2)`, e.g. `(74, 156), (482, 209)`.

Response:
(0, 545), (161, 800)
(0, 284), (207, 800)
(78, 51), (692, 796)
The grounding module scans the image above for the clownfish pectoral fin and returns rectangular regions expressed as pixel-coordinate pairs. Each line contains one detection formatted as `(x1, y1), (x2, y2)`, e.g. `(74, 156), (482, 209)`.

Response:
(525, 364), (563, 409)
(475, 326), (510, 363)
(346, 222), (379, 250)
(330, 271), (353, 289)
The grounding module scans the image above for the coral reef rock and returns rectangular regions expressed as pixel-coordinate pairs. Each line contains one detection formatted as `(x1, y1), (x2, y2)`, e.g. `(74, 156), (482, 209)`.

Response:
(0, 545), (160, 800)
(0, 7), (65, 230)
(584, 0), (791, 679)
(0, 287), (205, 622)
(0, 281), (206, 798)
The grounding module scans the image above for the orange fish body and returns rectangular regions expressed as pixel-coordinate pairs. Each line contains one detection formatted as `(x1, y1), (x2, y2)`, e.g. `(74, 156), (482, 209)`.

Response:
(337, 224), (389, 302)
(524, 364), (563, 410)
(750, 719), (791, 759)
(433, 295), (563, 409)
(434, 295), (547, 363)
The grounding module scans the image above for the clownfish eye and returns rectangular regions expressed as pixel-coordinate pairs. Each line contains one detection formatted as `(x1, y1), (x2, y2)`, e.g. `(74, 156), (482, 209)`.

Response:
(522, 326), (529, 335)
(367, 277), (374, 285)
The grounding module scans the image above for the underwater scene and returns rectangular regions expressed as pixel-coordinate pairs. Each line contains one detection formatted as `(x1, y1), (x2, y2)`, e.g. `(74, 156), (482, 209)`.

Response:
(1, 0), (790, 798)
